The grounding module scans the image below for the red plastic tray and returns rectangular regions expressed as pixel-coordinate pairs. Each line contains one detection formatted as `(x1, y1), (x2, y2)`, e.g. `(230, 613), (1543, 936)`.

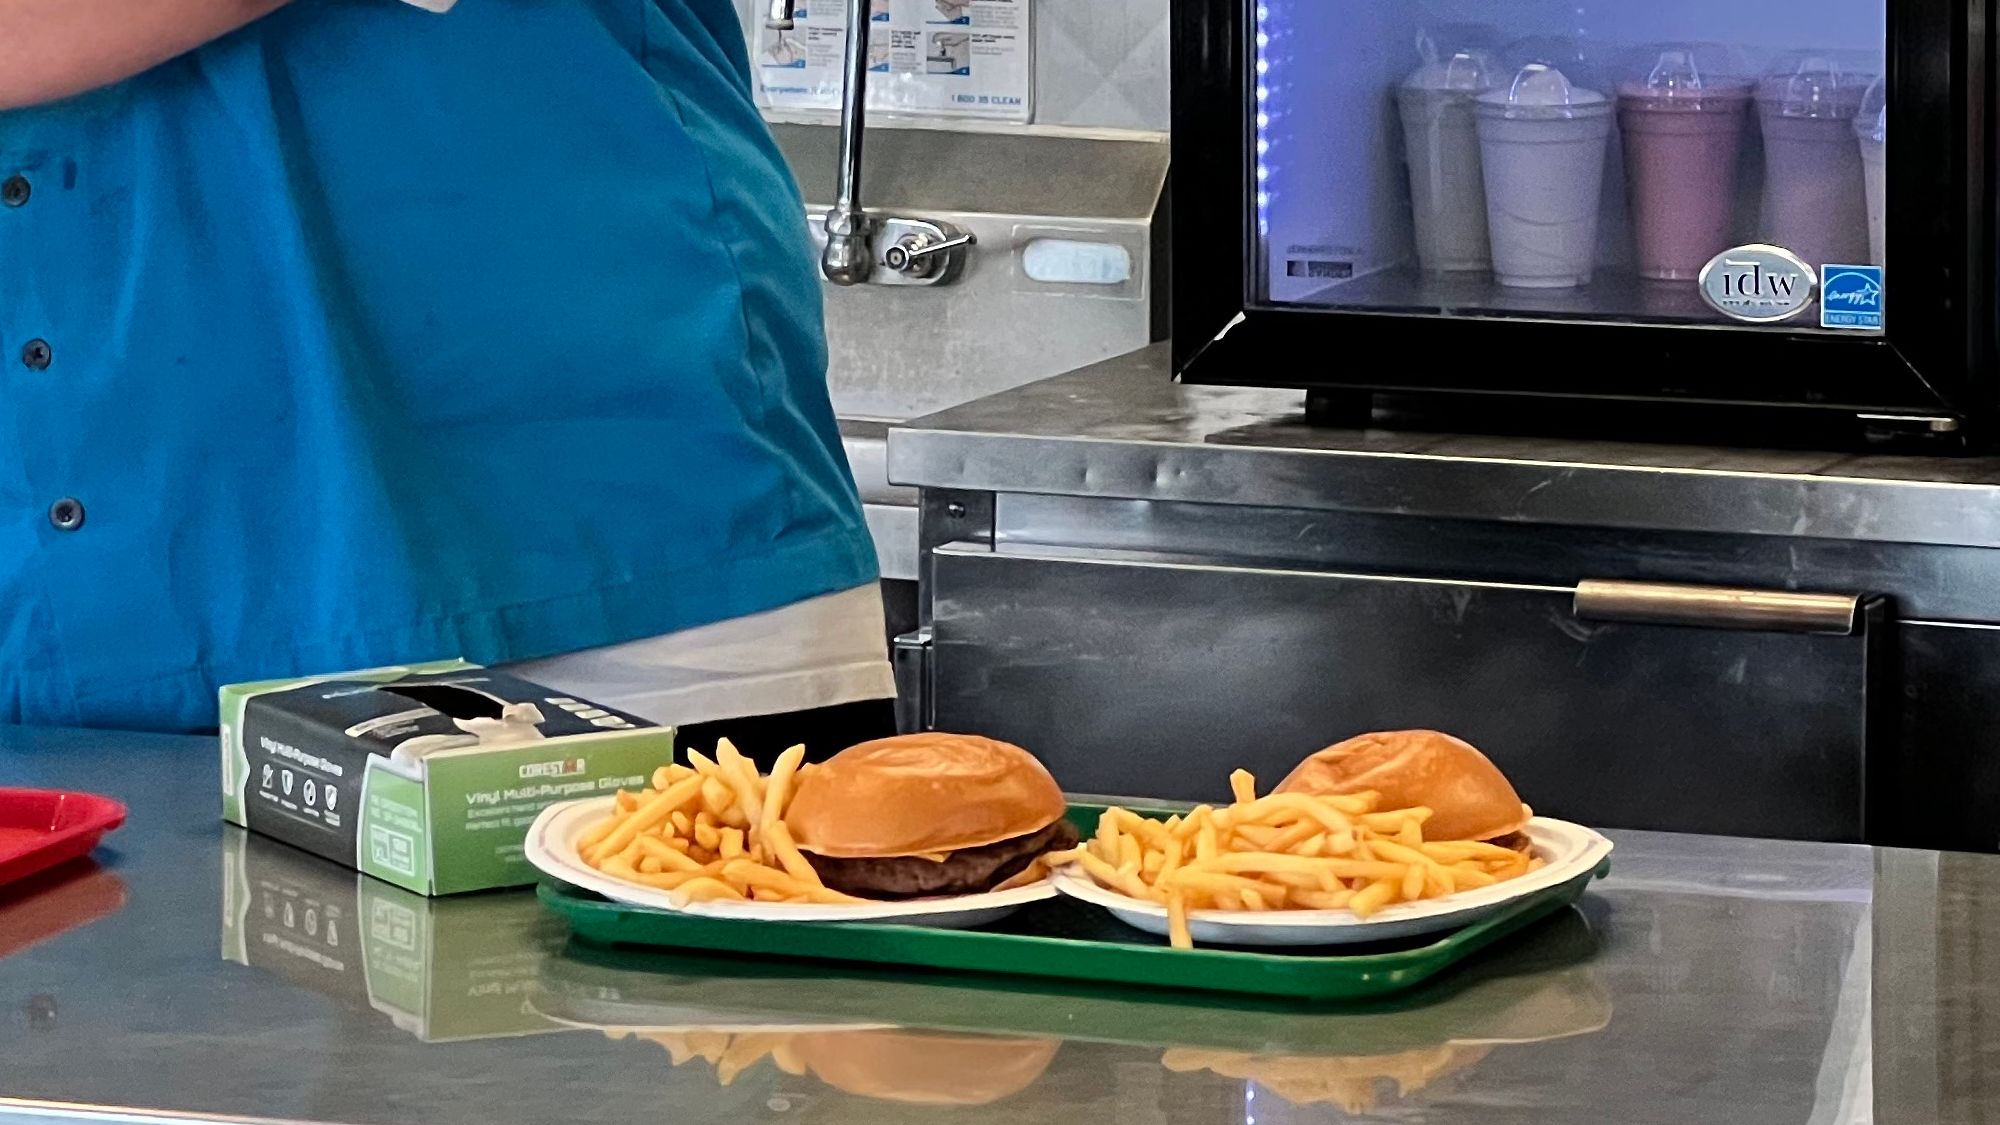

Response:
(0, 788), (127, 888)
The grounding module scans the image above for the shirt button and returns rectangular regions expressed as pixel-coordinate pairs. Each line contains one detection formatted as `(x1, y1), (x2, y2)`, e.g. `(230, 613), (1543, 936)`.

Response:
(21, 339), (51, 370)
(1, 175), (27, 207)
(48, 498), (84, 532)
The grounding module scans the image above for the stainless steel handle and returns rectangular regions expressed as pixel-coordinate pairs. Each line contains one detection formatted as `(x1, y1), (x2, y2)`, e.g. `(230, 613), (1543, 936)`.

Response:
(765, 0), (795, 29)
(1574, 579), (1863, 635)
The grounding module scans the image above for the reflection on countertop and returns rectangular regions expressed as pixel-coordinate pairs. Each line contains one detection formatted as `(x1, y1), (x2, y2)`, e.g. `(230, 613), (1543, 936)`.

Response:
(0, 858), (127, 964)
(0, 726), (1997, 1123)
(220, 828), (572, 1044)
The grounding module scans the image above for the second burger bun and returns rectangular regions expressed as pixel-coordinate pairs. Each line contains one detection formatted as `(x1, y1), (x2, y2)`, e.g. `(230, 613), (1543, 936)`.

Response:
(795, 1031), (1060, 1106)
(785, 733), (1067, 858)
(1276, 730), (1530, 842)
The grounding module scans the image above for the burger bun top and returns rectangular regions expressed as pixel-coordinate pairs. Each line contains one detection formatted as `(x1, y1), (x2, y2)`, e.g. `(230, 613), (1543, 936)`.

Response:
(1275, 730), (1530, 841)
(784, 733), (1067, 859)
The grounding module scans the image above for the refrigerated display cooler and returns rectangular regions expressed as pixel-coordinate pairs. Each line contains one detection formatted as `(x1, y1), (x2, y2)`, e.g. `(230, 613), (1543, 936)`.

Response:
(1171, 0), (1989, 441)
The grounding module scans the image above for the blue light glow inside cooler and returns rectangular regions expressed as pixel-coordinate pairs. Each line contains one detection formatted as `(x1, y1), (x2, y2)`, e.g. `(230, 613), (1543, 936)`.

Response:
(1253, 0), (1887, 331)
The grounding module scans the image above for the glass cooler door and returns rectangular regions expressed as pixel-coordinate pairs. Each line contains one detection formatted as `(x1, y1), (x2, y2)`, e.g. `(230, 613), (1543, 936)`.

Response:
(1174, 0), (1988, 426)
(1256, 0), (1886, 330)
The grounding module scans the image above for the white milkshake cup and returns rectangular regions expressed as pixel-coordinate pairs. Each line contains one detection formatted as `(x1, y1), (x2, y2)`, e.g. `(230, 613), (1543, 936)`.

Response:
(1398, 50), (1497, 273)
(1476, 64), (1613, 288)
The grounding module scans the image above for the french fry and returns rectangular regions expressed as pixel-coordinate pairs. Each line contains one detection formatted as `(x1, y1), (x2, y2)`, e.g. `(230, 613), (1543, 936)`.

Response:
(1358, 807), (1433, 833)
(722, 859), (863, 903)
(615, 789), (640, 813)
(1172, 806), (1214, 841)
(1349, 875), (1399, 918)
(588, 774), (705, 862)
(1167, 889), (1191, 949)
(1229, 768), (1258, 805)
(575, 815), (620, 853)
(669, 876), (746, 907)
(1118, 832), (1143, 872)
(1292, 887), (1355, 910)
(1402, 861), (1426, 901)
(699, 778), (735, 819)
(719, 826), (745, 860)
(622, 867), (722, 891)
(762, 820), (826, 887)
(760, 744), (807, 834)
(1074, 850), (1163, 902)
(713, 738), (764, 828)
(1191, 852), (1407, 881)
(1162, 869), (1289, 902)
(1196, 817), (1219, 861)
(637, 835), (704, 872)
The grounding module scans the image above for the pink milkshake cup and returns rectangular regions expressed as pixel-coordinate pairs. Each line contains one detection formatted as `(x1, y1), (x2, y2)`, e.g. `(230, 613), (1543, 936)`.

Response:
(1618, 50), (1750, 281)
(1757, 56), (1871, 272)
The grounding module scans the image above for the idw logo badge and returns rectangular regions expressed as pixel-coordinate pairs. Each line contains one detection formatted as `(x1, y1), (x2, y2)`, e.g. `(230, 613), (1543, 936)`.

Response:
(1820, 265), (1884, 330)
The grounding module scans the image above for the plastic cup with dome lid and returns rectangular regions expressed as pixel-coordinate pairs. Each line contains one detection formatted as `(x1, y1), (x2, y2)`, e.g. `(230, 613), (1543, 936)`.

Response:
(1756, 54), (1873, 271)
(1474, 64), (1614, 288)
(1399, 45), (1499, 273)
(1854, 76), (1887, 266)
(1618, 48), (1752, 281)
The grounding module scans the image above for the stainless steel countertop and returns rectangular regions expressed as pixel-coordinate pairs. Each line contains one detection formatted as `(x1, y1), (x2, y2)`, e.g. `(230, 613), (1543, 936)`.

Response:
(3, 725), (1994, 1124)
(888, 344), (2000, 549)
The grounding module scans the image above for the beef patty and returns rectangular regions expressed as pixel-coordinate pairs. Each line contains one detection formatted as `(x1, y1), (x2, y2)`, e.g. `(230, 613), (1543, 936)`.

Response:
(803, 819), (1081, 900)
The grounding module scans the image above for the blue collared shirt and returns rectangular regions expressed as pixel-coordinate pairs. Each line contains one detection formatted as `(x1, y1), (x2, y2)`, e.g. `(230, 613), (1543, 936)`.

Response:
(0, 0), (874, 731)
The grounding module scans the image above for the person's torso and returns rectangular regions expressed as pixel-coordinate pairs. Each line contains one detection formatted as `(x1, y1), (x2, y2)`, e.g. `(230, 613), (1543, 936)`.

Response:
(0, 0), (874, 730)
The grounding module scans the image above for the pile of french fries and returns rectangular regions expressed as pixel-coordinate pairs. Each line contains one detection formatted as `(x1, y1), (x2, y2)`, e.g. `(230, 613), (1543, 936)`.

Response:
(1050, 769), (1540, 949)
(608, 1028), (807, 1085)
(576, 739), (866, 907)
(1160, 1045), (1489, 1112)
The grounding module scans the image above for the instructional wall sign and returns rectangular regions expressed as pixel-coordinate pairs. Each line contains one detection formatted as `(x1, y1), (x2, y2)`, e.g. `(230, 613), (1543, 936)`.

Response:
(756, 0), (1034, 123)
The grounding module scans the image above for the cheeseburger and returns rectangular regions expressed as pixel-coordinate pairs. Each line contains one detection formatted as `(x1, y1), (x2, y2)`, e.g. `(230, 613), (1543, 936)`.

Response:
(1277, 729), (1531, 844)
(782, 733), (1081, 899)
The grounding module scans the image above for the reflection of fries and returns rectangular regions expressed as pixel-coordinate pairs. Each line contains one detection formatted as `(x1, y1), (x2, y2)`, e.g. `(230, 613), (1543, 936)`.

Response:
(580, 739), (868, 904)
(1051, 769), (1540, 948)
(632, 1029), (1059, 1105)
(1161, 1045), (1492, 1112)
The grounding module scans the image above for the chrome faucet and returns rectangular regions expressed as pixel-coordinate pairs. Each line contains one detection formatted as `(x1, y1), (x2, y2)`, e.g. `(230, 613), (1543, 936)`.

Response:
(820, 0), (877, 285)
(765, 0), (974, 288)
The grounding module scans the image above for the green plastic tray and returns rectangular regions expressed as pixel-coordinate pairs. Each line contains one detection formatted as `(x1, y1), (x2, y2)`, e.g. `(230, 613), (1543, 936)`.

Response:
(531, 906), (1612, 1050)
(536, 806), (1610, 1002)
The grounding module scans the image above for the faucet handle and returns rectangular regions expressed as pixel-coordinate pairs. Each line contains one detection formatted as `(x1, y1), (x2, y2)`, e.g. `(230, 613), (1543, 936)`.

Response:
(766, 0), (796, 30)
(884, 232), (975, 278)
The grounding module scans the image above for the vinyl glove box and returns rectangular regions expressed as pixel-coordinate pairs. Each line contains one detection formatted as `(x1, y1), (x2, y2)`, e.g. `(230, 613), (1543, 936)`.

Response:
(221, 661), (671, 895)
